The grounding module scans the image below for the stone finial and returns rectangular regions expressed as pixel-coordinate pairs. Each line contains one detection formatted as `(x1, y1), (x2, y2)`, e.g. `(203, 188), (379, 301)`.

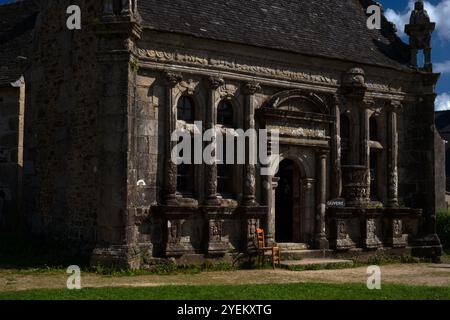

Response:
(341, 67), (367, 97)
(405, 0), (436, 71)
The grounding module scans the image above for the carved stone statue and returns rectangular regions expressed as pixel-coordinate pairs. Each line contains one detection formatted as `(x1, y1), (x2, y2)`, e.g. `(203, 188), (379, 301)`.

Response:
(409, 0), (430, 25)
(404, 1), (436, 71)
(103, 0), (137, 17)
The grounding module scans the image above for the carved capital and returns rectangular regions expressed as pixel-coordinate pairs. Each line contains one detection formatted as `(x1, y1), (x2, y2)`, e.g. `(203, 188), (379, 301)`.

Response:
(164, 71), (183, 87)
(386, 100), (402, 113)
(317, 149), (329, 159)
(208, 77), (224, 90)
(242, 82), (261, 96)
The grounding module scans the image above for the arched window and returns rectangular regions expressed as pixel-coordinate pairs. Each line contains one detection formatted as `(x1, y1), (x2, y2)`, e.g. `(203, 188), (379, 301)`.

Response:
(177, 96), (195, 123)
(217, 100), (234, 127)
(217, 136), (234, 196)
(216, 100), (234, 196)
(370, 116), (378, 141)
(177, 163), (194, 196)
(176, 137), (195, 197)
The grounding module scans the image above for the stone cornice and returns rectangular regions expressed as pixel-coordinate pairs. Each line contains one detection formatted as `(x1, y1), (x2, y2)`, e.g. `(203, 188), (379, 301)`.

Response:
(136, 46), (418, 95)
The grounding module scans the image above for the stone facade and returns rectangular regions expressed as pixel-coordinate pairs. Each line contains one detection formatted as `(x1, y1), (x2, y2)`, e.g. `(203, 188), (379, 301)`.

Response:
(0, 0), (444, 267)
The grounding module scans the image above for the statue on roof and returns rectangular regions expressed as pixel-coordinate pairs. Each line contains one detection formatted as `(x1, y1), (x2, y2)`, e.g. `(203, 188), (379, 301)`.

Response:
(409, 0), (431, 25)
(405, 0), (436, 71)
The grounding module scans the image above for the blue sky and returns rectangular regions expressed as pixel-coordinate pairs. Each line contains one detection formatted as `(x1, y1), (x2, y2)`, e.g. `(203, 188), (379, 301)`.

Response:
(1, 0), (449, 109)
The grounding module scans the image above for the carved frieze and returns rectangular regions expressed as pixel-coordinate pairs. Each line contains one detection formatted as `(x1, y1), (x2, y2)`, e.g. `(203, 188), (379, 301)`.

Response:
(267, 124), (327, 139)
(137, 48), (338, 85)
(138, 47), (406, 93)
(364, 218), (382, 249)
(245, 218), (260, 253)
(167, 219), (182, 245)
(166, 219), (195, 256)
(335, 219), (353, 250)
(207, 219), (230, 254)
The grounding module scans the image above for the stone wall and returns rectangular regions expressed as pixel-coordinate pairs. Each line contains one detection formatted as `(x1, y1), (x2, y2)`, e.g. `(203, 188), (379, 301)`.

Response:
(435, 130), (446, 210)
(23, 0), (103, 248)
(0, 82), (24, 231)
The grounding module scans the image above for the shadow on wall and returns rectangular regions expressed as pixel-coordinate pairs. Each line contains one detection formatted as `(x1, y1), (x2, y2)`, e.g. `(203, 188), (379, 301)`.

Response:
(0, 232), (91, 270)
(0, 163), (22, 233)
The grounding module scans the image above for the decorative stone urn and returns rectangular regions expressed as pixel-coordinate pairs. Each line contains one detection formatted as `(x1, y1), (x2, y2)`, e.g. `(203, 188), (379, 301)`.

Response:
(341, 165), (369, 207)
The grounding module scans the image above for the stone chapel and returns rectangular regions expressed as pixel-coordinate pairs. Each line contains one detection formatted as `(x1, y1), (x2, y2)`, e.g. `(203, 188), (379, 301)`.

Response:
(0, 0), (445, 267)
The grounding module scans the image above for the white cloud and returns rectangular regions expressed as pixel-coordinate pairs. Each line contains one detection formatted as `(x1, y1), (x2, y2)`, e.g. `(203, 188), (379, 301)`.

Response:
(385, 0), (450, 42)
(435, 60), (450, 74)
(436, 93), (450, 111)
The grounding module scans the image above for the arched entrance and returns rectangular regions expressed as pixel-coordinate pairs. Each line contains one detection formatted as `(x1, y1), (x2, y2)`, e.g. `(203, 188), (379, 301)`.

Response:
(275, 159), (301, 243)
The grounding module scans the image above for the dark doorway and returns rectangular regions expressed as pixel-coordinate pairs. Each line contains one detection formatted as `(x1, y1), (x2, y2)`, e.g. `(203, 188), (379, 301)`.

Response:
(275, 159), (295, 242)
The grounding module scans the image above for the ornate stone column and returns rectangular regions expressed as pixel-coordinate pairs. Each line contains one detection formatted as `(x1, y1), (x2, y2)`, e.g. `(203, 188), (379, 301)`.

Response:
(163, 71), (182, 205)
(331, 94), (342, 199)
(242, 82), (261, 206)
(314, 150), (329, 249)
(387, 103), (399, 207)
(361, 104), (371, 201)
(205, 77), (224, 206)
(265, 177), (279, 245)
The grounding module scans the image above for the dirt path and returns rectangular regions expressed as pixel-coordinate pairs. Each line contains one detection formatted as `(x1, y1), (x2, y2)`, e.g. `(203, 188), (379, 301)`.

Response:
(1, 264), (450, 292)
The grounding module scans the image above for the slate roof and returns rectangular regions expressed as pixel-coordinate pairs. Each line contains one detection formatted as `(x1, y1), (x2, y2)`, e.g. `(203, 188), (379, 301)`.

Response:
(138, 0), (411, 70)
(0, 0), (38, 86)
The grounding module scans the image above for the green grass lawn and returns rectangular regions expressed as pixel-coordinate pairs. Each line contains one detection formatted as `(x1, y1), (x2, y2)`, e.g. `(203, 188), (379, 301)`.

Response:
(1, 283), (450, 300)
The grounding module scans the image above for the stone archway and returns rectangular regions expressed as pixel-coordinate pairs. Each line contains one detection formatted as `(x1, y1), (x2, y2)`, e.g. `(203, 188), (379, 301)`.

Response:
(273, 156), (310, 244)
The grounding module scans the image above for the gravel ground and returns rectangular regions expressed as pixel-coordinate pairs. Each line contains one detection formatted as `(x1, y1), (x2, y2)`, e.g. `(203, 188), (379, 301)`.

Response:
(1, 263), (450, 292)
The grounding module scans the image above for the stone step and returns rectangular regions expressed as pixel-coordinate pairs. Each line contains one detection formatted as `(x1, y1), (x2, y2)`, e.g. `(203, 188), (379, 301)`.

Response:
(277, 243), (310, 251)
(280, 258), (354, 271)
(281, 249), (333, 260)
